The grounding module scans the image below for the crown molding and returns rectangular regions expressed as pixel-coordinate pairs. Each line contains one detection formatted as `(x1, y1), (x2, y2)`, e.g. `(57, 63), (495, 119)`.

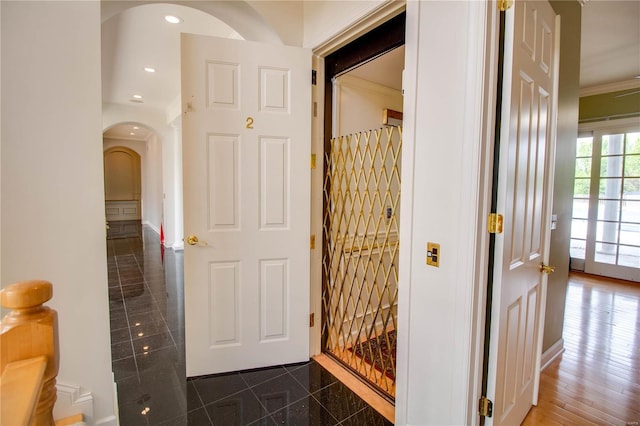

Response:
(579, 78), (640, 97)
(312, 0), (405, 57)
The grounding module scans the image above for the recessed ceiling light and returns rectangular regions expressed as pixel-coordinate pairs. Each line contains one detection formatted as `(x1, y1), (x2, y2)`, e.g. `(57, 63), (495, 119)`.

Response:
(130, 132), (136, 136)
(132, 94), (143, 99)
(164, 15), (182, 24)
(144, 67), (156, 73)
(133, 126), (139, 130)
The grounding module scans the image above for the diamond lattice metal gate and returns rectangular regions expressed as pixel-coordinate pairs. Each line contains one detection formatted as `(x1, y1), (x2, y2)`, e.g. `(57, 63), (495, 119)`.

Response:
(322, 126), (401, 399)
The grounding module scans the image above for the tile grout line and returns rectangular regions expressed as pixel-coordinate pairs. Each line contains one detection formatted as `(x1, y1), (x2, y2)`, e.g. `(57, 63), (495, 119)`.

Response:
(112, 247), (142, 384)
(335, 405), (374, 425)
(188, 380), (214, 425)
(250, 366), (341, 425)
(286, 364), (344, 423)
(131, 231), (180, 350)
(110, 223), (395, 426)
(307, 381), (343, 425)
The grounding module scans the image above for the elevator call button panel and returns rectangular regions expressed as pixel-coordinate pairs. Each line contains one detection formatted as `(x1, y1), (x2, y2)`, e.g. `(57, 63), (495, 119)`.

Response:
(426, 242), (440, 267)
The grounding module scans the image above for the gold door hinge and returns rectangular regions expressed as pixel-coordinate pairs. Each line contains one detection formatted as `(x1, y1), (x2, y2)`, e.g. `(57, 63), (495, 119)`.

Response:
(488, 213), (504, 234)
(479, 396), (493, 417)
(311, 154), (317, 169)
(309, 313), (315, 327)
(498, 0), (513, 11)
(310, 234), (316, 249)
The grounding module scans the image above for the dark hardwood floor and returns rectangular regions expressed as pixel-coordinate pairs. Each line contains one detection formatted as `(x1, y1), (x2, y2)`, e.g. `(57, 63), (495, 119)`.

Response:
(523, 272), (640, 426)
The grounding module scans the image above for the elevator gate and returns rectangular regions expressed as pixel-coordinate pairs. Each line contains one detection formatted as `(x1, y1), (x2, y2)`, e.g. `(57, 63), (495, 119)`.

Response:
(322, 125), (402, 398)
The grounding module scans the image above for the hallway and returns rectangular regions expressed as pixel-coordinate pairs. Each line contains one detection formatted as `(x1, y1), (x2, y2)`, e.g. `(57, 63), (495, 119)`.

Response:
(106, 222), (640, 425)
(107, 222), (393, 425)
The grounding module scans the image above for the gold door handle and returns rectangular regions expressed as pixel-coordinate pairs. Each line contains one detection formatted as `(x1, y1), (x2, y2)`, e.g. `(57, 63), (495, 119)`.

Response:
(539, 263), (555, 275)
(186, 235), (199, 246)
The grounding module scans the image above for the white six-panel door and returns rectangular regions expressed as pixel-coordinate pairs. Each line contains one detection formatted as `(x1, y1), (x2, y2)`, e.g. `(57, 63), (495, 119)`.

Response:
(486, 1), (560, 425)
(181, 33), (311, 377)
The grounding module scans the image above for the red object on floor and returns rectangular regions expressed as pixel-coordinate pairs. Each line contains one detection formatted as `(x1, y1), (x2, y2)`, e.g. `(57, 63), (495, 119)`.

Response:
(160, 223), (164, 245)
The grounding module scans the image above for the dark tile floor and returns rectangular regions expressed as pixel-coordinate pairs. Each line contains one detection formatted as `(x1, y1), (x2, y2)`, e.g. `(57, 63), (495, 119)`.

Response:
(107, 221), (393, 425)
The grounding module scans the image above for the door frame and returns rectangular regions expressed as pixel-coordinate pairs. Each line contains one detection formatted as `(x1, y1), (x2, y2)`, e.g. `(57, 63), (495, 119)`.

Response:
(309, 0), (406, 358)
(392, 2), (500, 424)
(575, 116), (640, 281)
(319, 13), (405, 388)
(311, 1), (502, 424)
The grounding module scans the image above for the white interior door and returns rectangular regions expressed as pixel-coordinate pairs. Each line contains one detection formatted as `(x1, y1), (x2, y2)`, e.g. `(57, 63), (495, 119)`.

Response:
(486, 1), (559, 425)
(181, 33), (311, 377)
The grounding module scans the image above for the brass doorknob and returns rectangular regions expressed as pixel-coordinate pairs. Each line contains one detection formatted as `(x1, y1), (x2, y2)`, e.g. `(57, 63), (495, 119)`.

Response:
(186, 235), (199, 246)
(539, 263), (555, 275)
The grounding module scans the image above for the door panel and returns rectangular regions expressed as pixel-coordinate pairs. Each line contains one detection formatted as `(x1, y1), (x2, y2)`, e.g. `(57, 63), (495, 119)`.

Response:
(260, 137), (289, 228)
(208, 135), (239, 229)
(487, 1), (559, 425)
(209, 262), (240, 346)
(182, 33), (311, 377)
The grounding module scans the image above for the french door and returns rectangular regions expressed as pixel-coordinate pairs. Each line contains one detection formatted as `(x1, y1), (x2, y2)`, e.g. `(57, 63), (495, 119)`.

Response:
(571, 119), (640, 282)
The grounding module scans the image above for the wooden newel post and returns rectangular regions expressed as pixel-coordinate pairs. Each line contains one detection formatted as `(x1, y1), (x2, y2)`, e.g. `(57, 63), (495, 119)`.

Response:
(1, 280), (59, 426)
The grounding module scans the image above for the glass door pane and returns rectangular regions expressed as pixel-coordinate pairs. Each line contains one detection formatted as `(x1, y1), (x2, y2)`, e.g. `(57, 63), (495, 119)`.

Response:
(583, 130), (640, 281)
(570, 136), (593, 269)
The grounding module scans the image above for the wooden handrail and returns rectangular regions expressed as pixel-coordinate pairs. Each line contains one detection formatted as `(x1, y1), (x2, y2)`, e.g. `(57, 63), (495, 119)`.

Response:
(1, 280), (59, 426)
(1, 356), (48, 425)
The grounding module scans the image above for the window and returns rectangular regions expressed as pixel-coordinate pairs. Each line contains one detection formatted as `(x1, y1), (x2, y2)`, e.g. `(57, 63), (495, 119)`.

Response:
(570, 119), (640, 281)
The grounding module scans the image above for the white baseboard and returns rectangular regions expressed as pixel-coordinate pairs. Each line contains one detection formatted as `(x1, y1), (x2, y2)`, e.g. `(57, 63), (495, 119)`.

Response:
(55, 382), (119, 426)
(54, 383), (95, 425)
(541, 338), (564, 371)
(95, 415), (118, 426)
(142, 220), (160, 235)
(109, 377), (119, 426)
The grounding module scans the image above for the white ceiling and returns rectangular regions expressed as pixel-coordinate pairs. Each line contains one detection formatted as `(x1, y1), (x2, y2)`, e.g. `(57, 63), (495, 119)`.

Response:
(101, 3), (240, 110)
(347, 46), (405, 91)
(102, 2), (640, 140)
(580, 0), (640, 88)
(103, 122), (155, 141)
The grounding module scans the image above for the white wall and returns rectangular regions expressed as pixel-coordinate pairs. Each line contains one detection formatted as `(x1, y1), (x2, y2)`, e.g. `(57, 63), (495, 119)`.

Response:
(101, 1), (282, 44)
(248, 0), (303, 46)
(395, 2), (493, 424)
(1, 1), (115, 424)
(103, 103), (181, 247)
(0, 0), (3, 284)
(303, 0), (388, 48)
(144, 133), (164, 232)
(333, 74), (403, 136)
(166, 120), (184, 250)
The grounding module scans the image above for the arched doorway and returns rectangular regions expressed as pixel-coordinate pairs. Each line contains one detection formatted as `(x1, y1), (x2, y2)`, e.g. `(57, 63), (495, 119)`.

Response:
(103, 121), (164, 238)
(104, 146), (141, 224)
